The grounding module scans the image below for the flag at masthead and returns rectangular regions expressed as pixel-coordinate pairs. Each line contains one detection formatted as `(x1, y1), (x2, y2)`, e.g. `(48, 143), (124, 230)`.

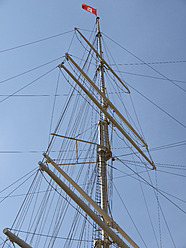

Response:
(82, 4), (97, 16)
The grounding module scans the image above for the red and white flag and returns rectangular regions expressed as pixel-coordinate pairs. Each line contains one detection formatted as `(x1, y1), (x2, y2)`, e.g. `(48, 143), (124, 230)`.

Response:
(82, 4), (97, 16)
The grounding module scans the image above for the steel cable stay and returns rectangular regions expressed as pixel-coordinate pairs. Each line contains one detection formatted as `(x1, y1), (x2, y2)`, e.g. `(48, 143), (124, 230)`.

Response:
(109, 126), (161, 247)
(68, 54), (186, 84)
(114, 159), (186, 172)
(100, 40), (186, 130)
(116, 140), (186, 158)
(125, 82), (186, 128)
(106, 164), (186, 204)
(133, 162), (160, 248)
(110, 150), (186, 178)
(11, 166), (75, 247)
(0, 170), (38, 205)
(2, 20), (185, 248)
(104, 71), (145, 148)
(111, 169), (177, 248)
(44, 94), (99, 246)
(0, 168), (38, 196)
(102, 32), (186, 93)
(40, 171), (96, 242)
(117, 70), (186, 84)
(111, 180), (148, 248)
(0, 57), (64, 85)
(0, 67), (56, 104)
(114, 155), (186, 214)
(64, 162), (97, 248)
(0, 30), (74, 54)
(12, 171), (43, 235)
(112, 60), (186, 66)
(126, 162), (186, 170)
(2, 230), (93, 243)
(0, 156), (185, 203)
(48, 69), (61, 146)
(0, 170), (159, 199)
(145, 169), (176, 248)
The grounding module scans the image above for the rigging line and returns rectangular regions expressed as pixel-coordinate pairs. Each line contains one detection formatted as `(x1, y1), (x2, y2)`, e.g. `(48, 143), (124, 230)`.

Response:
(48, 70), (60, 145)
(68, 55), (186, 84)
(59, 69), (100, 116)
(75, 123), (98, 138)
(102, 32), (186, 93)
(118, 160), (186, 170)
(47, 35), (98, 155)
(0, 67), (56, 104)
(0, 30), (74, 54)
(0, 239), (13, 248)
(114, 128), (152, 170)
(111, 172), (186, 204)
(114, 155), (186, 214)
(0, 238), (13, 248)
(9, 230), (92, 242)
(0, 167), (38, 194)
(40, 171), (95, 228)
(112, 167), (182, 247)
(0, 56), (64, 85)
(157, 169), (186, 178)
(67, 30), (76, 53)
(74, 32), (97, 63)
(126, 82), (186, 128)
(46, 78), (77, 155)
(134, 161), (160, 248)
(151, 142), (186, 151)
(117, 70), (186, 84)
(145, 168), (176, 248)
(0, 94), (60, 97)
(77, 27), (96, 33)
(11, 170), (41, 230)
(112, 180), (148, 248)
(113, 60), (186, 66)
(157, 165), (186, 170)
(0, 170), (38, 205)
(117, 140), (186, 157)
(155, 171), (162, 248)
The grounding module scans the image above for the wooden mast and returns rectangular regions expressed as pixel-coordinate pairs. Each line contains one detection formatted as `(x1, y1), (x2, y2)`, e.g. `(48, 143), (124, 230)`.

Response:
(96, 17), (110, 248)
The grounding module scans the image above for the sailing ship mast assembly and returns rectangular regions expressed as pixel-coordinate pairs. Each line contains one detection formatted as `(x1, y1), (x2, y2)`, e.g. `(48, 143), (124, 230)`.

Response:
(3, 17), (156, 248)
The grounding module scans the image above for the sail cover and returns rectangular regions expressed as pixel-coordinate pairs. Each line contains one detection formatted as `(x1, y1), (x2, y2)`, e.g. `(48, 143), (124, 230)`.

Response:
(82, 4), (97, 15)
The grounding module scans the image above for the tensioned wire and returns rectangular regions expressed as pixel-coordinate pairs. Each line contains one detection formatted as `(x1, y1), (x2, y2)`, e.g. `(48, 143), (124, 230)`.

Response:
(0, 169), (38, 205)
(108, 164), (186, 204)
(102, 32), (186, 93)
(131, 154), (160, 247)
(65, 26), (183, 245)
(102, 37), (140, 127)
(0, 30), (74, 54)
(111, 160), (177, 248)
(1, 166), (185, 205)
(114, 155), (185, 214)
(56, 94), (97, 246)
(2, 23), (184, 246)
(39, 24), (100, 246)
(40, 172), (95, 246)
(0, 67), (56, 104)
(46, 26), (98, 156)
(101, 36), (186, 130)
(145, 165), (176, 248)
(68, 54), (186, 84)
(104, 69), (145, 146)
(3, 230), (93, 242)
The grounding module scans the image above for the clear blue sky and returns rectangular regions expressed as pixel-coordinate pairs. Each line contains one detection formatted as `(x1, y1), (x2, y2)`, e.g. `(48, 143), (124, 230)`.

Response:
(0, 0), (185, 247)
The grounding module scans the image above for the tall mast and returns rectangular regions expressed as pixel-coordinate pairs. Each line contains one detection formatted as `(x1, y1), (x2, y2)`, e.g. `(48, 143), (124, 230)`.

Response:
(97, 17), (110, 248)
